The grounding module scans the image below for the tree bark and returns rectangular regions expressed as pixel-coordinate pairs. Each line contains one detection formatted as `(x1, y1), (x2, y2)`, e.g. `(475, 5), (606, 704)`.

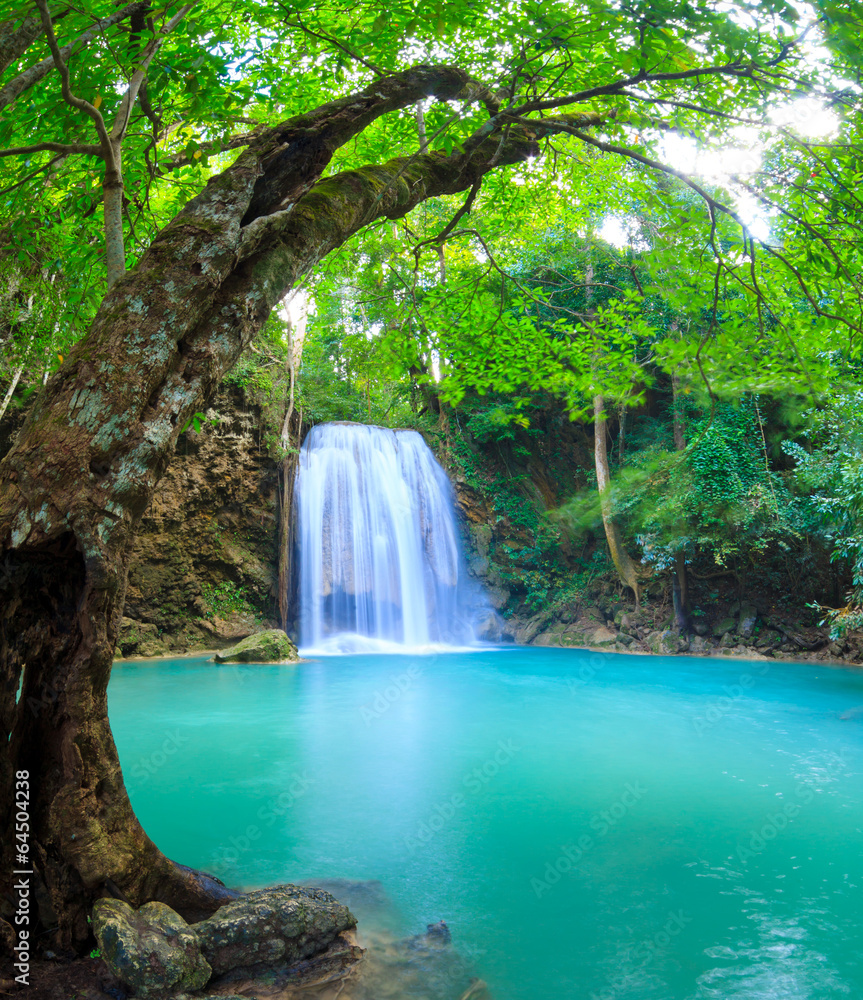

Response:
(0, 65), (563, 951)
(594, 394), (644, 603)
(0, 13), (43, 77)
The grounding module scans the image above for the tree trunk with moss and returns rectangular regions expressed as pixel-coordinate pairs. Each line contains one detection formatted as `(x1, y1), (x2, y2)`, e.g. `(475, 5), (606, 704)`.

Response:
(0, 65), (571, 952)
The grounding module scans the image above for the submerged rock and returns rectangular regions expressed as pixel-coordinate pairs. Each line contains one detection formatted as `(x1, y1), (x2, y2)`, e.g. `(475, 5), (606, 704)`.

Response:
(195, 885), (356, 975)
(92, 898), (211, 997)
(213, 629), (298, 663)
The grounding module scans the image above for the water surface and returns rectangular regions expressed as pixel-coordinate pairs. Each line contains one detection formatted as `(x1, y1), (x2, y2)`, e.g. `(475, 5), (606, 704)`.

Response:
(109, 648), (863, 999)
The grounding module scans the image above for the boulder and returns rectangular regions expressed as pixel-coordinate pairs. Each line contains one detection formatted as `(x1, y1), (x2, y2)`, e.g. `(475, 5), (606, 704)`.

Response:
(195, 885), (356, 976)
(591, 625), (618, 646)
(92, 899), (211, 997)
(647, 629), (679, 655)
(719, 632), (737, 649)
(738, 604), (758, 639)
(692, 621), (710, 637)
(689, 635), (709, 653)
(213, 629), (298, 663)
(616, 632), (635, 646)
(712, 617), (736, 638)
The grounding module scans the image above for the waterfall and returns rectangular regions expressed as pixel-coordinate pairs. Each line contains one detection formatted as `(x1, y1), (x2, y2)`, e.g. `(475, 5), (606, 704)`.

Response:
(295, 422), (491, 653)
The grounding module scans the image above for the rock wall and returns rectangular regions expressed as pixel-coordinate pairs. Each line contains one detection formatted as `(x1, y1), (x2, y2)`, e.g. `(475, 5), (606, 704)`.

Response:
(118, 385), (281, 656)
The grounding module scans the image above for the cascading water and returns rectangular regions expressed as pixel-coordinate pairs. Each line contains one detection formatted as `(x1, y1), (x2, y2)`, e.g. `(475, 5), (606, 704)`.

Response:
(295, 422), (491, 653)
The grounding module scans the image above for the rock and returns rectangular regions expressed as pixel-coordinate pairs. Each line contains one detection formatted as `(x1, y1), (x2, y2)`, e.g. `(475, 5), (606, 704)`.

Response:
(676, 634), (690, 653)
(689, 635), (709, 653)
(92, 898), (211, 997)
(729, 600), (741, 616)
(213, 629), (298, 663)
(616, 632), (634, 646)
(712, 617), (736, 637)
(756, 629), (781, 648)
(720, 632), (737, 648)
(591, 625), (618, 646)
(514, 612), (551, 644)
(485, 585), (510, 610)
(118, 618), (169, 657)
(467, 553), (489, 577)
(692, 621), (709, 637)
(647, 629), (679, 655)
(828, 641), (846, 656)
(475, 611), (508, 642)
(123, 385), (279, 651)
(582, 606), (604, 623)
(738, 603), (758, 638)
(195, 885), (356, 976)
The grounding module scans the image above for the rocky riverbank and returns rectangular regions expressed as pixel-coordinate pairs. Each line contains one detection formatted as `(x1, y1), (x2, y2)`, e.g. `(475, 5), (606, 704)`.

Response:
(498, 597), (860, 665)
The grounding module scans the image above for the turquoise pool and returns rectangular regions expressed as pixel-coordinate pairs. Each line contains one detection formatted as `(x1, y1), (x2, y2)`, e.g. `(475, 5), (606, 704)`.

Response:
(109, 647), (863, 999)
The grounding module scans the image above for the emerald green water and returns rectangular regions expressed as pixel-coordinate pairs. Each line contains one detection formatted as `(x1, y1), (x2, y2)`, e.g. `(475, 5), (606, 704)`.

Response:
(109, 648), (863, 999)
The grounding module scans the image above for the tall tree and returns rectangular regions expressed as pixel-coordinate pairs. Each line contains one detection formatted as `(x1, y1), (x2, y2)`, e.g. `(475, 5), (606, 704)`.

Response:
(0, 0), (860, 953)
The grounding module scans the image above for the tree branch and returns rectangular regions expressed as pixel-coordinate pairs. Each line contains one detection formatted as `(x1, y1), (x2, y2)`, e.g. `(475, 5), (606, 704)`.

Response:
(0, 141), (102, 158)
(0, 13), (43, 77)
(0, 2), (148, 113)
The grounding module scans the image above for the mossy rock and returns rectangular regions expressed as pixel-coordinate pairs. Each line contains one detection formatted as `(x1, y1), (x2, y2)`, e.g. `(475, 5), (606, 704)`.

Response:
(712, 617), (736, 637)
(92, 899), (211, 997)
(213, 629), (298, 663)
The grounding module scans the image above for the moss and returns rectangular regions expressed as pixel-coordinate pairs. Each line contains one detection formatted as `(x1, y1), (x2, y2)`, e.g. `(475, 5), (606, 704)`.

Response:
(213, 629), (298, 663)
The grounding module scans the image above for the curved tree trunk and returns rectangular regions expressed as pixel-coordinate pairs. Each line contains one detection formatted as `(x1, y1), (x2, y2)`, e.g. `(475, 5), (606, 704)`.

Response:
(0, 66), (579, 951)
(594, 394), (644, 603)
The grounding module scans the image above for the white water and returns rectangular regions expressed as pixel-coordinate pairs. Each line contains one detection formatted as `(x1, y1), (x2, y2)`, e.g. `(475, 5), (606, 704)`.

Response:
(295, 422), (490, 654)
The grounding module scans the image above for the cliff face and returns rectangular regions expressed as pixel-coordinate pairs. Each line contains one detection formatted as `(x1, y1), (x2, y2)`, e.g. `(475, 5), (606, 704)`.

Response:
(118, 386), (280, 656)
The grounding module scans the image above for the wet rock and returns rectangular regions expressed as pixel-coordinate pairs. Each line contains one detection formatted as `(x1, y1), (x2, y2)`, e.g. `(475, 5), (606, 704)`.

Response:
(485, 585), (510, 610)
(213, 629), (298, 663)
(712, 617), (736, 637)
(475, 611), (511, 642)
(195, 886), (356, 976)
(514, 612), (551, 644)
(92, 899), (211, 997)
